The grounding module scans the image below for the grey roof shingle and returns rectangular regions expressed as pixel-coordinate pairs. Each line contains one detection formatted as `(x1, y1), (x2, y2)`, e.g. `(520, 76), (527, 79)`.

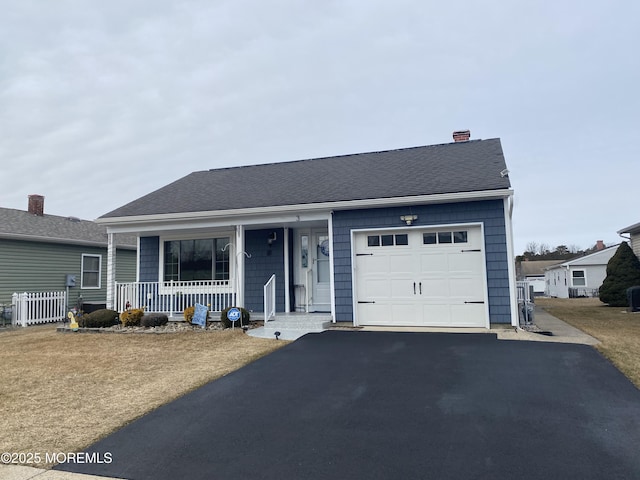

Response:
(0, 208), (136, 247)
(101, 138), (511, 219)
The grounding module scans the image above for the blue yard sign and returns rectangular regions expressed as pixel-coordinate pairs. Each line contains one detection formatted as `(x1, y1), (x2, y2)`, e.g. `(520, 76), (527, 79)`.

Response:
(192, 303), (208, 327)
(227, 307), (241, 322)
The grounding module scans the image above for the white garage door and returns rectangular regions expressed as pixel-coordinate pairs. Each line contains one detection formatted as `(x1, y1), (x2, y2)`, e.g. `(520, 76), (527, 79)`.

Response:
(354, 226), (488, 327)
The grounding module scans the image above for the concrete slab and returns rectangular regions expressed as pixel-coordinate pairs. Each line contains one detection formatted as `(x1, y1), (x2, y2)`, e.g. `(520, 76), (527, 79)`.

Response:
(497, 307), (600, 345)
(0, 464), (123, 480)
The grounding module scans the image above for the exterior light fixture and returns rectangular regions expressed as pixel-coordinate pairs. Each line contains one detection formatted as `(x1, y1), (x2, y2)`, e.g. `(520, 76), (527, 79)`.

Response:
(400, 215), (418, 226)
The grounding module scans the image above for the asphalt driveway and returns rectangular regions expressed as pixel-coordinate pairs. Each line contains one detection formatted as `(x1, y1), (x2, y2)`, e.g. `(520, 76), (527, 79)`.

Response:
(55, 331), (640, 480)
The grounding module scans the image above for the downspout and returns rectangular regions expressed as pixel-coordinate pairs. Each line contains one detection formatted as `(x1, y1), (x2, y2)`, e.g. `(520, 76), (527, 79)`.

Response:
(504, 195), (519, 327)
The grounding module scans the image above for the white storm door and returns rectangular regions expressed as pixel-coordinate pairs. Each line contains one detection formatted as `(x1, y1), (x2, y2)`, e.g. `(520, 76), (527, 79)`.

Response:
(311, 231), (331, 312)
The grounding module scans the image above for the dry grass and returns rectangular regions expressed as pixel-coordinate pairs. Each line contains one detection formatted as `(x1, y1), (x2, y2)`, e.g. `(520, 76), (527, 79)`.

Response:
(537, 297), (640, 388)
(0, 325), (287, 466)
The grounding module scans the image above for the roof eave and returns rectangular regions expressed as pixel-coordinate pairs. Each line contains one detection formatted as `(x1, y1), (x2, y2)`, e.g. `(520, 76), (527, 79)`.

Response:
(97, 188), (514, 227)
(618, 222), (640, 235)
(0, 232), (136, 249)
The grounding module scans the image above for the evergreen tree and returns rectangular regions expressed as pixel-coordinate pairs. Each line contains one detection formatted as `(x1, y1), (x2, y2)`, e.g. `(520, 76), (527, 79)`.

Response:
(599, 242), (640, 307)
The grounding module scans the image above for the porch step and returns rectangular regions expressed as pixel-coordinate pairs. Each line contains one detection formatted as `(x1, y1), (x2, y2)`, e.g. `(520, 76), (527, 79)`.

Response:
(247, 313), (333, 341)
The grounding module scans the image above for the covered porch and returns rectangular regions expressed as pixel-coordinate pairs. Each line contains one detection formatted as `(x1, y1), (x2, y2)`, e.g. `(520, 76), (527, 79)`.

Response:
(103, 211), (336, 321)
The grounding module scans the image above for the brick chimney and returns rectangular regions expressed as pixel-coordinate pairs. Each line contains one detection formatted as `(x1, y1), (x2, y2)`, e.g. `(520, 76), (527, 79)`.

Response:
(28, 194), (45, 216)
(596, 240), (605, 251)
(453, 130), (471, 142)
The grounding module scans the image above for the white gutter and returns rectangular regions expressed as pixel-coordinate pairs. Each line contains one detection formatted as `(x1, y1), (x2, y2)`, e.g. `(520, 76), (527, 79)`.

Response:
(96, 189), (514, 228)
(0, 232), (136, 250)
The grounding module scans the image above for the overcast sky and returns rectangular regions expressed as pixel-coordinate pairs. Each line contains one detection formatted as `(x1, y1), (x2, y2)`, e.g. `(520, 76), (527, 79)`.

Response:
(1, 0), (638, 255)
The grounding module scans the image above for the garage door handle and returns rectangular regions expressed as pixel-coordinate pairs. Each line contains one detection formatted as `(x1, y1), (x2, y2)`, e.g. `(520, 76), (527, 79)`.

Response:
(461, 249), (481, 252)
(413, 282), (416, 294)
(419, 282), (422, 294)
(358, 301), (375, 304)
(464, 301), (485, 304)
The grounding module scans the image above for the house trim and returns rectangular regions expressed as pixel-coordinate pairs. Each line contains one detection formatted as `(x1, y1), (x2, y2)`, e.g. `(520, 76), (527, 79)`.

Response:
(503, 196), (519, 327)
(97, 189), (514, 231)
(81, 253), (102, 290)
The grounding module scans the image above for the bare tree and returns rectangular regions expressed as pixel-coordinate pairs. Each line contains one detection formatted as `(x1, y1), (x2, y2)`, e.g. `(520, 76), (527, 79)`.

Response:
(525, 241), (539, 254)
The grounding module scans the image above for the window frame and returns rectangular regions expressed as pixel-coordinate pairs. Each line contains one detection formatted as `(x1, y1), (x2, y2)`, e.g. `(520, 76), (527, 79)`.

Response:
(81, 254), (102, 289)
(571, 269), (586, 287)
(159, 233), (233, 285)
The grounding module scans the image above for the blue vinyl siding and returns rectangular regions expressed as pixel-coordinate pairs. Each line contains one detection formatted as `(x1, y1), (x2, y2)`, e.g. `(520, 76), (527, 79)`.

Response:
(332, 199), (512, 324)
(244, 228), (286, 313)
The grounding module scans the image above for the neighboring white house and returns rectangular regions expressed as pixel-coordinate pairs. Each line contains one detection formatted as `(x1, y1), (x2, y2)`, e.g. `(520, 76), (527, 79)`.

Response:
(516, 260), (559, 296)
(544, 246), (618, 298)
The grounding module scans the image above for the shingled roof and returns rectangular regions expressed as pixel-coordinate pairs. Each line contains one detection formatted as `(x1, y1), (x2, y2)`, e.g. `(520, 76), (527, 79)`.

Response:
(0, 207), (136, 247)
(101, 138), (511, 219)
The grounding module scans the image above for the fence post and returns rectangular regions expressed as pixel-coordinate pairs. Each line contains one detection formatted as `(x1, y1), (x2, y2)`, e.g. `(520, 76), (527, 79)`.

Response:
(11, 293), (17, 326)
(20, 292), (28, 327)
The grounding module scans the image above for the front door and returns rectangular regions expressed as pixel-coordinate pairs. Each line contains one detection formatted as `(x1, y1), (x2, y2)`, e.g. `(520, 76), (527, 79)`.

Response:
(311, 230), (331, 312)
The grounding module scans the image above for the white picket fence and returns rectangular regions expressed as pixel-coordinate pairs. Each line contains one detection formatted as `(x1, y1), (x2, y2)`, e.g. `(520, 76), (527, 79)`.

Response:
(12, 291), (67, 327)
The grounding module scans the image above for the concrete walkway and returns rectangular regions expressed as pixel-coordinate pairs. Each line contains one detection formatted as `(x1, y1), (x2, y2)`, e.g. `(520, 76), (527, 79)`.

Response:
(496, 306), (600, 345)
(0, 464), (121, 480)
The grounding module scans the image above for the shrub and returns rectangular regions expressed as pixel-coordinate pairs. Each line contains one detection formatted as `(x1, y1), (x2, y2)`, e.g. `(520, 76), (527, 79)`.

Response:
(220, 306), (250, 328)
(140, 313), (169, 327)
(600, 242), (640, 307)
(79, 309), (120, 328)
(183, 306), (195, 324)
(120, 308), (145, 327)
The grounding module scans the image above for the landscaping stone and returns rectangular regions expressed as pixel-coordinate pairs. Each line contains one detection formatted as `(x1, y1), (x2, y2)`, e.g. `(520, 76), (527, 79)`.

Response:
(56, 321), (262, 334)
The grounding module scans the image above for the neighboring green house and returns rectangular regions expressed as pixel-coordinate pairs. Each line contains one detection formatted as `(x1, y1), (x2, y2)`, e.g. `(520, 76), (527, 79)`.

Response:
(0, 195), (136, 315)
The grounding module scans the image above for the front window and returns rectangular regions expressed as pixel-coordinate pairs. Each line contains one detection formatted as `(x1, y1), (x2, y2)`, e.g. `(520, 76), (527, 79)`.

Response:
(81, 254), (102, 289)
(163, 238), (230, 282)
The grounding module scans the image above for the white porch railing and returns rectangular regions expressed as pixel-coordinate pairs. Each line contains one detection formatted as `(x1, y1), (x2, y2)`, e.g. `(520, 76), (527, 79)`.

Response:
(264, 274), (276, 322)
(115, 280), (235, 316)
(12, 291), (67, 327)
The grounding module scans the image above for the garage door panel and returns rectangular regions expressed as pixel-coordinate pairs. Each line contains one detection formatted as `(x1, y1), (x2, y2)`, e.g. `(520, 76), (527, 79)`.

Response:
(391, 278), (415, 299)
(391, 253), (416, 273)
(391, 303), (418, 323)
(358, 278), (391, 298)
(357, 303), (390, 325)
(360, 255), (389, 275)
(420, 253), (448, 273)
(448, 277), (484, 298)
(420, 278), (450, 298)
(449, 252), (483, 273)
(450, 304), (486, 327)
(420, 304), (452, 326)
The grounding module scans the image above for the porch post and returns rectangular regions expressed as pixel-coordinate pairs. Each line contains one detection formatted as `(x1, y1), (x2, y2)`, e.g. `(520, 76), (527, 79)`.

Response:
(106, 232), (116, 310)
(284, 227), (290, 313)
(235, 225), (245, 307)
